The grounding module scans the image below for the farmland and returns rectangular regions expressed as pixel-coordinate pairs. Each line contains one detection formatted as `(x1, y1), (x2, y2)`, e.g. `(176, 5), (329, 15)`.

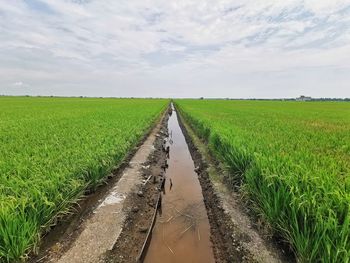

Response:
(175, 100), (350, 262)
(0, 97), (168, 262)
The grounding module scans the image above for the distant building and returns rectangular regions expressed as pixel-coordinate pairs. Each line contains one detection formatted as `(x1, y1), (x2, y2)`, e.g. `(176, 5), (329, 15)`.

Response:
(296, 95), (312, 101)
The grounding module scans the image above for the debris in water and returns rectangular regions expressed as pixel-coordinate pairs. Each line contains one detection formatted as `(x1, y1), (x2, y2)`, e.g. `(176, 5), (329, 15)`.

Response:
(162, 228), (174, 255)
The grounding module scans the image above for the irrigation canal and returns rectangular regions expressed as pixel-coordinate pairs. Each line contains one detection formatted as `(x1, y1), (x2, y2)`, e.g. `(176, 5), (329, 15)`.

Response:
(144, 105), (215, 262)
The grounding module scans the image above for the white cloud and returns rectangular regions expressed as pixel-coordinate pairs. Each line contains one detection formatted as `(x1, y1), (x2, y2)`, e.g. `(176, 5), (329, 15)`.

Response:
(0, 0), (349, 97)
(12, 81), (30, 88)
(13, 81), (24, 87)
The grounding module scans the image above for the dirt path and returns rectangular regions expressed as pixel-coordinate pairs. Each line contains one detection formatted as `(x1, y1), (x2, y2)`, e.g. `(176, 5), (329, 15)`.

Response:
(104, 114), (169, 262)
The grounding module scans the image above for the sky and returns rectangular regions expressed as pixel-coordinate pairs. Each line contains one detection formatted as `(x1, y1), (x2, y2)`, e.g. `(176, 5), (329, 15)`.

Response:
(0, 0), (349, 98)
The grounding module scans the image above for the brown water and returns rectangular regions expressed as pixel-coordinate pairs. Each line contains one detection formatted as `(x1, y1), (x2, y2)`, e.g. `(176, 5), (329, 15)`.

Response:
(144, 106), (215, 263)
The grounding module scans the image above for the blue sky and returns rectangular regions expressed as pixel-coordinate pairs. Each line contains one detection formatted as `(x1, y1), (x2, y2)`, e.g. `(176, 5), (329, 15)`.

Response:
(0, 0), (349, 98)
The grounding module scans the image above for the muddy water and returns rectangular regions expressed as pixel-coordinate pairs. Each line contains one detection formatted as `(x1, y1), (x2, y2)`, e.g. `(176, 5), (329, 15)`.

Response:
(144, 106), (215, 263)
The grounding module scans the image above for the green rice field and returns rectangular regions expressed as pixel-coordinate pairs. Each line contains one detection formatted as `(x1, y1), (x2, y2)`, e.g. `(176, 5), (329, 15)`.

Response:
(175, 100), (350, 262)
(0, 97), (168, 262)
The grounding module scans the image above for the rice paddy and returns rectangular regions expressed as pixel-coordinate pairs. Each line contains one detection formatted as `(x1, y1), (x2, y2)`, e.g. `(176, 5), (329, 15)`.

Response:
(175, 100), (350, 262)
(0, 97), (168, 262)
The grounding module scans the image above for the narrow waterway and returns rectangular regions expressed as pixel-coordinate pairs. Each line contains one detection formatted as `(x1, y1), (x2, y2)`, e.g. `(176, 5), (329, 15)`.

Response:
(144, 106), (215, 263)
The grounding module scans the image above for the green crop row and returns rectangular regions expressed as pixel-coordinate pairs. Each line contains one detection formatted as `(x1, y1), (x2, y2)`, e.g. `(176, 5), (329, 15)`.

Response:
(175, 100), (350, 262)
(0, 97), (168, 262)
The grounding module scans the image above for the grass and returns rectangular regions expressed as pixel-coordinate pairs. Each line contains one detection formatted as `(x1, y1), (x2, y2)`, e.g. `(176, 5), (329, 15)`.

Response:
(175, 100), (350, 262)
(0, 97), (168, 262)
